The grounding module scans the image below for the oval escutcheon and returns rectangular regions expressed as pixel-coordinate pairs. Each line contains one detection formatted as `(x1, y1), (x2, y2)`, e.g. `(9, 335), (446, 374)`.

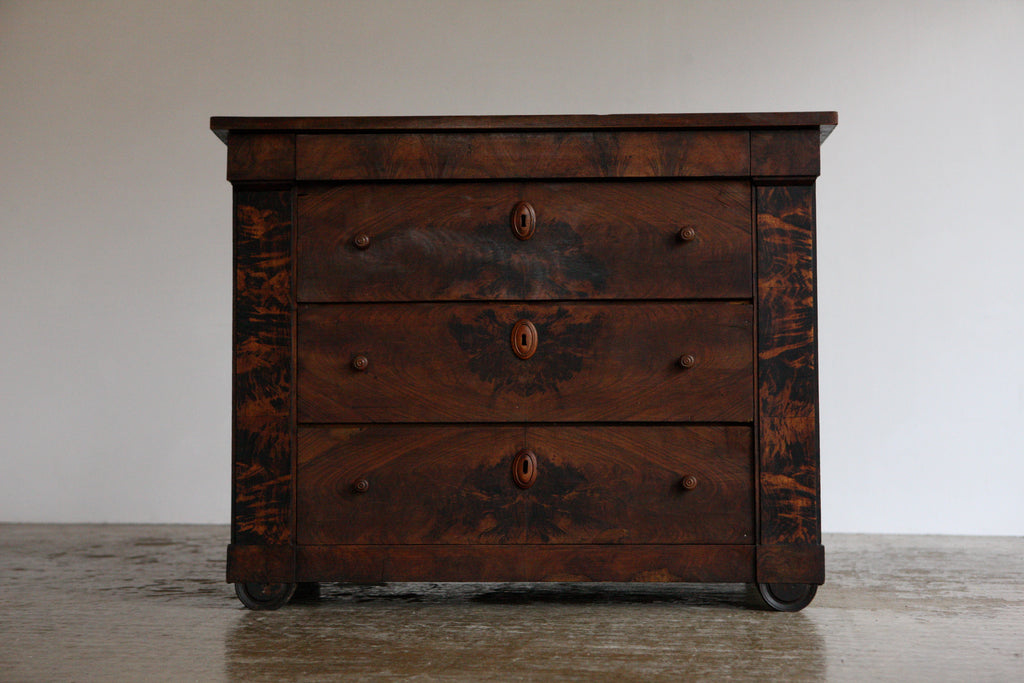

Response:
(511, 201), (536, 240)
(510, 319), (538, 359)
(512, 449), (538, 489)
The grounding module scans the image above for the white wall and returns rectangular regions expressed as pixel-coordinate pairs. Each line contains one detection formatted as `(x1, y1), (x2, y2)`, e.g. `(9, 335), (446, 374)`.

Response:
(1, 0), (1022, 534)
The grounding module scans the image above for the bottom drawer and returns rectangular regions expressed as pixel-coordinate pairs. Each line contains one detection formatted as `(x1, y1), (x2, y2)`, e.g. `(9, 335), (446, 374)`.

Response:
(296, 425), (753, 545)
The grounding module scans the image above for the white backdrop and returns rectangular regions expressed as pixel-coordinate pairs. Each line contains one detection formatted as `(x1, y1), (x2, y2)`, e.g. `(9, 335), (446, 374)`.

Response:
(2, 1), (1022, 534)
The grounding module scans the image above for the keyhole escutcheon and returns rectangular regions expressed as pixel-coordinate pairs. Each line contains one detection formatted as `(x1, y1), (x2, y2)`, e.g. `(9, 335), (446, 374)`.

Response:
(511, 201), (536, 240)
(512, 449), (538, 489)
(511, 319), (538, 360)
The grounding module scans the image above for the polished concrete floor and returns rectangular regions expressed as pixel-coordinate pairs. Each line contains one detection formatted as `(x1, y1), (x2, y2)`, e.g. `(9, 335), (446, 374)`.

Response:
(0, 525), (1021, 681)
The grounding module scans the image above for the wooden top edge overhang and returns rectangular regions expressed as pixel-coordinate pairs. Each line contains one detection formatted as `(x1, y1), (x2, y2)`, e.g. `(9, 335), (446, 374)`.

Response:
(211, 112), (838, 144)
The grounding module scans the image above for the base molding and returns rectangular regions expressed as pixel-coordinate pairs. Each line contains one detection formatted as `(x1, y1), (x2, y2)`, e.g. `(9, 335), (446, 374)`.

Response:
(293, 544), (757, 583)
(226, 543), (824, 586)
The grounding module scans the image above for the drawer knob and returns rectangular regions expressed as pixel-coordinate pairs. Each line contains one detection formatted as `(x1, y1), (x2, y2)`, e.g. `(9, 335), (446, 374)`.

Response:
(512, 449), (538, 489)
(353, 233), (372, 249)
(678, 354), (697, 369)
(511, 320), (538, 360)
(680, 475), (698, 491)
(511, 201), (536, 241)
(352, 479), (370, 494)
(352, 355), (370, 371)
(678, 226), (697, 242)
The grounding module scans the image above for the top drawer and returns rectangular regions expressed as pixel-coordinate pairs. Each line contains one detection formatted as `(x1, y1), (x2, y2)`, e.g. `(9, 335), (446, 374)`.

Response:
(296, 181), (751, 302)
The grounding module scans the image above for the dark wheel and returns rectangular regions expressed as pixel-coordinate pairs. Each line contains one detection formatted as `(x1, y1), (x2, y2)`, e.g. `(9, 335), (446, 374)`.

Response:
(234, 582), (296, 610)
(757, 583), (817, 612)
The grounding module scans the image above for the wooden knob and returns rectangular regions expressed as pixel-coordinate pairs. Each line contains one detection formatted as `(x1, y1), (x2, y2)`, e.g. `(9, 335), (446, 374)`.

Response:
(678, 354), (697, 369)
(352, 479), (370, 493)
(681, 475), (698, 491)
(678, 226), (697, 242)
(352, 355), (369, 371)
(353, 233), (371, 249)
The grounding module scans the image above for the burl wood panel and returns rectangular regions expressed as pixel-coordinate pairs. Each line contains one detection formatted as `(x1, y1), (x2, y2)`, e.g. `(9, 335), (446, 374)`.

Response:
(232, 190), (292, 546)
(757, 185), (820, 548)
(296, 302), (753, 423)
(296, 181), (752, 302)
(296, 425), (753, 546)
(758, 185), (816, 418)
(295, 545), (757, 583)
(760, 417), (821, 545)
(296, 130), (749, 180)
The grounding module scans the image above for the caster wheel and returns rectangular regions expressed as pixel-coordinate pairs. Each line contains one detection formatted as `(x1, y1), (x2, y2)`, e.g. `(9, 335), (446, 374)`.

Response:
(757, 583), (817, 612)
(235, 582), (296, 610)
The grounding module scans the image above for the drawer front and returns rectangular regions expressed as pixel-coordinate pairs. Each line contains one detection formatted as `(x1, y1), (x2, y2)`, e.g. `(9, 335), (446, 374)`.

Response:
(297, 302), (753, 423)
(296, 181), (751, 302)
(296, 425), (753, 545)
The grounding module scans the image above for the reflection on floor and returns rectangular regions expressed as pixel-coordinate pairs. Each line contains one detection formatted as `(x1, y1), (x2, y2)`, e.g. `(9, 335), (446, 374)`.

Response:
(1, 525), (1021, 681)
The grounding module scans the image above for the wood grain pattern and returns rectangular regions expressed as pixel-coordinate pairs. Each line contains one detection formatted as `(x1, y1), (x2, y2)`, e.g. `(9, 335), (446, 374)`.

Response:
(757, 184), (820, 548)
(295, 545), (757, 583)
(757, 544), (825, 584)
(760, 417), (820, 545)
(751, 129), (820, 178)
(296, 181), (752, 301)
(296, 425), (753, 545)
(297, 302), (753, 423)
(758, 287), (817, 417)
(758, 185), (816, 418)
(226, 544), (294, 583)
(227, 133), (295, 182)
(297, 131), (749, 180)
(233, 190), (293, 546)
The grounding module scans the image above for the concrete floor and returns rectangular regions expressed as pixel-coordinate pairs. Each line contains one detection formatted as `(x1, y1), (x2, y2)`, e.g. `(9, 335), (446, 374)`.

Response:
(0, 526), (1021, 682)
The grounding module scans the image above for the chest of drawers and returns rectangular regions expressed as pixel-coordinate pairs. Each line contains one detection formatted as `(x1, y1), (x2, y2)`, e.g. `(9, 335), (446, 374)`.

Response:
(212, 112), (836, 611)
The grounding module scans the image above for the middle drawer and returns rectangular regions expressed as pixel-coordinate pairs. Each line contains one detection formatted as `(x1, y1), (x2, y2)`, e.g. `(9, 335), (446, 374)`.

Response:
(297, 302), (753, 423)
